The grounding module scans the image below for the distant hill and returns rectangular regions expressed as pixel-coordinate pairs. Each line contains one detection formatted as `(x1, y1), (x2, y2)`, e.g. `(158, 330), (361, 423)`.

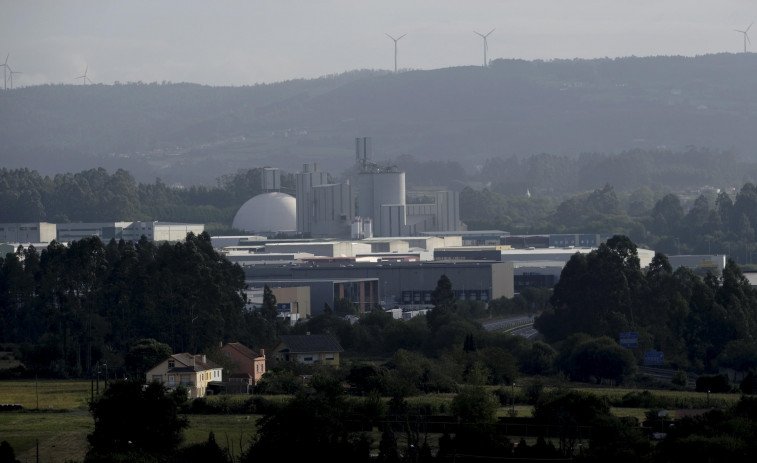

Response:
(2, 53), (757, 186)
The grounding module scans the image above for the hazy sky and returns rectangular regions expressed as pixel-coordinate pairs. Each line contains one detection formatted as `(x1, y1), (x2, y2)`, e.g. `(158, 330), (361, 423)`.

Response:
(1, 1), (754, 87)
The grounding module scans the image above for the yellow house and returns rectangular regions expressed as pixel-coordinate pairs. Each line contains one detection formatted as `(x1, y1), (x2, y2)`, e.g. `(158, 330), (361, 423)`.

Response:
(274, 334), (344, 366)
(145, 353), (223, 398)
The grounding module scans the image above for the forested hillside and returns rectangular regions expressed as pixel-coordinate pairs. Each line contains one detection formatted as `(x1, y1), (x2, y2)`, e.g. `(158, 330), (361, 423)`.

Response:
(2, 54), (757, 185)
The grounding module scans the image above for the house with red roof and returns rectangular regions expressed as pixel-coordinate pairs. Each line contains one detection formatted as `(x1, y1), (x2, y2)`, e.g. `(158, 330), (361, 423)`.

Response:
(220, 342), (266, 393)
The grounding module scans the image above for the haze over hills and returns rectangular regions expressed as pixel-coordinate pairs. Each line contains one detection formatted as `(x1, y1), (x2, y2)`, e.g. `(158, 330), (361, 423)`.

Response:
(2, 53), (757, 186)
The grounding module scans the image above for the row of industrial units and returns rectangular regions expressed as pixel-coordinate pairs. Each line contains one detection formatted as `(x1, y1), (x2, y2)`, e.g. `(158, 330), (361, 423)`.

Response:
(231, 234), (727, 320)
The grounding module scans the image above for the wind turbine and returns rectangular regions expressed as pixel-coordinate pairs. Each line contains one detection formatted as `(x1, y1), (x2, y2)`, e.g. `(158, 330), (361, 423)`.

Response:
(385, 33), (406, 73)
(474, 29), (495, 67)
(2, 54), (9, 90)
(735, 23), (753, 53)
(7, 65), (20, 89)
(76, 65), (92, 85)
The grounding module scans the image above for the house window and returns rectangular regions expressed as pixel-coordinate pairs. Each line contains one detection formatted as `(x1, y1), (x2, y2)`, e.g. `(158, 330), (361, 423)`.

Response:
(225, 351), (231, 357)
(152, 375), (162, 382)
(168, 360), (175, 368)
(303, 356), (313, 362)
(325, 354), (335, 361)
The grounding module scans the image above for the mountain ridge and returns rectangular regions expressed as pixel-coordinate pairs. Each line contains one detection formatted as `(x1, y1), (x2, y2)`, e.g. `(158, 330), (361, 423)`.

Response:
(1, 53), (756, 185)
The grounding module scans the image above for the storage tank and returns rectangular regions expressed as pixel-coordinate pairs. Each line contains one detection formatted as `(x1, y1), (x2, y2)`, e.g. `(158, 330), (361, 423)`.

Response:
(358, 171), (406, 224)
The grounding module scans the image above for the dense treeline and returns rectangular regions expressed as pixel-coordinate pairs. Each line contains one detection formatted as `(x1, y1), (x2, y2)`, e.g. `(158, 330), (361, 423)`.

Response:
(0, 167), (294, 229)
(5, 149), (757, 253)
(0, 233), (274, 377)
(462, 180), (757, 265)
(0, 236), (548, 380)
(536, 236), (757, 372)
(398, 147), (755, 197)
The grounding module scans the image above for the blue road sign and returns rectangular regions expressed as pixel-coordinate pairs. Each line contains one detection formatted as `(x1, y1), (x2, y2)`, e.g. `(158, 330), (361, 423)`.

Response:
(620, 331), (638, 348)
(644, 350), (664, 366)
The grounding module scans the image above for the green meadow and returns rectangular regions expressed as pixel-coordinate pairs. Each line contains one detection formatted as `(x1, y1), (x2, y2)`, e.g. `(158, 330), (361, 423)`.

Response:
(0, 379), (740, 463)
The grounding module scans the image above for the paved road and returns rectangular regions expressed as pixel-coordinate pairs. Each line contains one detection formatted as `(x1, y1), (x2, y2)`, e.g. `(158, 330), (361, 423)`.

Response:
(508, 325), (539, 339)
(481, 315), (535, 331)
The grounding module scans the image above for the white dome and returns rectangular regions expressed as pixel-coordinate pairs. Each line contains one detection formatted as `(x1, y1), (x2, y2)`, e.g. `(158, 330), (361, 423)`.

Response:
(232, 192), (296, 233)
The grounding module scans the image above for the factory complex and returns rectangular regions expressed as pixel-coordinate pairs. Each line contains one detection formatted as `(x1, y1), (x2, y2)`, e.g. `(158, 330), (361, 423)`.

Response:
(1, 138), (728, 323)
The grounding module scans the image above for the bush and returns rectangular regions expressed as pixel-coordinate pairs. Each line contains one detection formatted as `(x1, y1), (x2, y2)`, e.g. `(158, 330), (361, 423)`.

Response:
(672, 369), (688, 387)
(695, 374), (732, 393)
(620, 390), (667, 408)
(739, 371), (757, 394)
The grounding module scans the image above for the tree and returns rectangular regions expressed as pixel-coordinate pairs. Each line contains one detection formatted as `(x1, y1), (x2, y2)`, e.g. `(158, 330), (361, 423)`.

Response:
(537, 235), (645, 343)
(0, 441), (20, 463)
(260, 285), (278, 322)
(242, 380), (371, 463)
(533, 390), (612, 457)
(559, 335), (637, 385)
(86, 380), (188, 461)
(450, 386), (499, 424)
(175, 432), (231, 463)
(377, 426), (401, 463)
(430, 274), (455, 310)
(124, 338), (172, 379)
(450, 386), (511, 457)
(521, 341), (557, 375)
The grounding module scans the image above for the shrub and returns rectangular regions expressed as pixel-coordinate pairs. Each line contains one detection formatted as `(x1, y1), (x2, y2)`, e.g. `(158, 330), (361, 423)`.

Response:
(695, 374), (732, 393)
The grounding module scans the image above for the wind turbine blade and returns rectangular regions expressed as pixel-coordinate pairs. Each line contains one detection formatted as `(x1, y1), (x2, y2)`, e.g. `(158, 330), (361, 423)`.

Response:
(747, 23), (754, 32)
(397, 34), (407, 41)
(486, 28), (495, 37)
(3, 54), (8, 66)
(474, 31), (484, 38)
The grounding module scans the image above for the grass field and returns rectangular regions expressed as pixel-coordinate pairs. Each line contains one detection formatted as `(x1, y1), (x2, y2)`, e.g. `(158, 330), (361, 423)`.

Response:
(0, 379), (92, 411)
(0, 379), (744, 462)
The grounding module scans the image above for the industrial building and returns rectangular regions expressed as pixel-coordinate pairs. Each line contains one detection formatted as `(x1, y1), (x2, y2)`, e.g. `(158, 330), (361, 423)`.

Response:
(232, 168), (297, 236)
(0, 221), (203, 245)
(295, 163), (355, 238)
(56, 221), (204, 243)
(422, 230), (509, 246)
(242, 260), (514, 314)
(0, 222), (57, 244)
(246, 277), (380, 314)
(668, 254), (727, 275)
(353, 137), (462, 237)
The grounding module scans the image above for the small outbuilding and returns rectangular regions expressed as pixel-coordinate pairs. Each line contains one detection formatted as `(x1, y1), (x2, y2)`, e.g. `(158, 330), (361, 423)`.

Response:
(274, 334), (344, 366)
